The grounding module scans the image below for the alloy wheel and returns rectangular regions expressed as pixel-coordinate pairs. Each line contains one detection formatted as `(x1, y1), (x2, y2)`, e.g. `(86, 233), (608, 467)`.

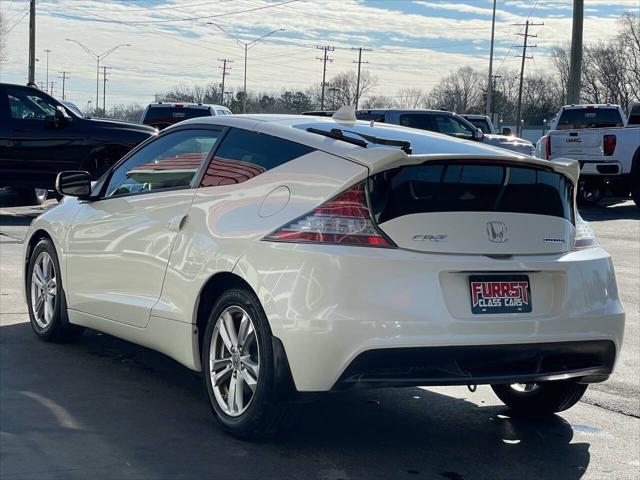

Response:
(30, 251), (57, 329)
(510, 383), (539, 393)
(209, 306), (260, 417)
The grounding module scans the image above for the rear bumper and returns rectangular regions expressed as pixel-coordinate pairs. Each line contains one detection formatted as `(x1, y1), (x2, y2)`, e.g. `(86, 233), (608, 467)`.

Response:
(334, 340), (614, 389)
(580, 161), (624, 176)
(238, 244), (625, 392)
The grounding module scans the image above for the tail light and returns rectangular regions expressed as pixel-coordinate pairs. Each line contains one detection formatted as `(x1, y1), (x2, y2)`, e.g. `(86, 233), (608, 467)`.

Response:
(263, 183), (394, 247)
(544, 135), (551, 159)
(603, 135), (616, 156)
(572, 214), (599, 250)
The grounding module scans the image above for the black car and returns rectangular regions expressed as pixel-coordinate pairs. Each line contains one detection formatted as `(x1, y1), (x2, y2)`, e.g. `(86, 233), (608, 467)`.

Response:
(0, 83), (156, 204)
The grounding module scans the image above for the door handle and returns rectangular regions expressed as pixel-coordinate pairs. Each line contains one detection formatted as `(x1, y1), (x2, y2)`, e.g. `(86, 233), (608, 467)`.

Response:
(166, 213), (188, 232)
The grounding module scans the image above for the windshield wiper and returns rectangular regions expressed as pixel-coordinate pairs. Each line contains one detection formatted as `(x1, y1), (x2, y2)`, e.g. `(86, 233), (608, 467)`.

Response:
(306, 128), (412, 154)
(306, 127), (368, 148)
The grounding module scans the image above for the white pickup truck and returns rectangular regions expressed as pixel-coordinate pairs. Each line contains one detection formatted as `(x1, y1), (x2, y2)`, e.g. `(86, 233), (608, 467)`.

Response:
(536, 104), (640, 206)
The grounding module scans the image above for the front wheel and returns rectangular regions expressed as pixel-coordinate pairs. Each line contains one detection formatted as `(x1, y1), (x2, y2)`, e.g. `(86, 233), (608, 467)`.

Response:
(26, 239), (84, 342)
(491, 381), (588, 415)
(202, 288), (291, 438)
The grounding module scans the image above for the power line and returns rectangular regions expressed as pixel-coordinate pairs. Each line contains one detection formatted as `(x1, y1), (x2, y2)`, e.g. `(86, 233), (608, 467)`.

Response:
(316, 45), (334, 110)
(52, 0), (299, 24)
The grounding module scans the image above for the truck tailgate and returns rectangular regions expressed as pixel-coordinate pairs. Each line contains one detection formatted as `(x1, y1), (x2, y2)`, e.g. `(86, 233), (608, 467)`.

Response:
(550, 129), (604, 160)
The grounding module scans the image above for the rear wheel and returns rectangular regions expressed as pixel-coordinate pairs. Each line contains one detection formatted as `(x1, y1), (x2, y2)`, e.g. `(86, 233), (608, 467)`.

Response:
(491, 381), (588, 415)
(202, 288), (291, 438)
(577, 178), (605, 205)
(26, 239), (84, 342)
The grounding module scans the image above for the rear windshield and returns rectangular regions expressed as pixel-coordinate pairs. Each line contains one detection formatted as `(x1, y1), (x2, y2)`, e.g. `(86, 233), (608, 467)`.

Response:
(465, 118), (491, 133)
(368, 162), (573, 223)
(556, 108), (623, 130)
(142, 107), (211, 125)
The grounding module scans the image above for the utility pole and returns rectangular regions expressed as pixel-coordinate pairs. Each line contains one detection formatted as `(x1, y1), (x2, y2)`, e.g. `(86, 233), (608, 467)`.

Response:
(102, 66), (111, 114)
(490, 74), (501, 122)
(316, 45), (334, 111)
(567, 0), (583, 104)
(514, 20), (543, 136)
(58, 71), (70, 100)
(352, 47), (372, 110)
(218, 58), (232, 105)
(49, 81), (54, 97)
(28, 0), (36, 84)
(44, 49), (52, 93)
(486, 0), (498, 117)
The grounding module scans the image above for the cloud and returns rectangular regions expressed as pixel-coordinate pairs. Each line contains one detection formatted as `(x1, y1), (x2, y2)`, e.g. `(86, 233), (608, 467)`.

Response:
(0, 0), (633, 107)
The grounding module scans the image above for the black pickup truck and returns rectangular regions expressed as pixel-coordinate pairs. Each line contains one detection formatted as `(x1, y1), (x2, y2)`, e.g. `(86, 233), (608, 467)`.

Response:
(0, 83), (156, 204)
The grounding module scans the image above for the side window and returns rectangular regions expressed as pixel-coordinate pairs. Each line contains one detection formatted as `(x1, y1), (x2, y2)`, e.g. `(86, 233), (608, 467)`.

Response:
(433, 115), (474, 140)
(399, 114), (436, 132)
(105, 129), (220, 197)
(6, 86), (57, 121)
(201, 128), (314, 187)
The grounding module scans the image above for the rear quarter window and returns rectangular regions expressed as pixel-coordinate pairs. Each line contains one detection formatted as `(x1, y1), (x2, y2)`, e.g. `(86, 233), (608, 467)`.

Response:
(200, 128), (314, 186)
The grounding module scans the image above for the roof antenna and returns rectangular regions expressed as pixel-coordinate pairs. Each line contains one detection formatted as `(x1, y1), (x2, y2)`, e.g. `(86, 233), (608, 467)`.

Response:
(332, 105), (356, 123)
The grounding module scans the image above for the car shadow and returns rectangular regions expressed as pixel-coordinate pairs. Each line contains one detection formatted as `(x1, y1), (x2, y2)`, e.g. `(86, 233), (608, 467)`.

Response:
(579, 198), (639, 221)
(0, 322), (590, 480)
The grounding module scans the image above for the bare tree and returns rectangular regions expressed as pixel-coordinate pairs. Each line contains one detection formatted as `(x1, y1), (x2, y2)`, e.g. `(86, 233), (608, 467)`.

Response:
(361, 95), (393, 109)
(311, 70), (377, 110)
(427, 66), (485, 113)
(394, 88), (427, 109)
(619, 12), (640, 101)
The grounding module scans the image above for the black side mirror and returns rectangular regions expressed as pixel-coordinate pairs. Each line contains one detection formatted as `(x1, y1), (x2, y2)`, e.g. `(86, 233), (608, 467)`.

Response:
(56, 171), (92, 198)
(501, 127), (512, 136)
(47, 106), (71, 128)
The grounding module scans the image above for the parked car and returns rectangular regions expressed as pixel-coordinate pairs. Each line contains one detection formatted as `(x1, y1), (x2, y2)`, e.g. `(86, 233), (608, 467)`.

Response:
(140, 102), (232, 130)
(536, 104), (640, 206)
(0, 83), (156, 204)
(25, 109), (624, 438)
(355, 109), (535, 156)
(62, 101), (84, 118)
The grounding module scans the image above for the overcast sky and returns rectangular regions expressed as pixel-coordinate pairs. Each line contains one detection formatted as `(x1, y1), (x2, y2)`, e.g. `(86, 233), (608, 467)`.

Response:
(1, 0), (637, 109)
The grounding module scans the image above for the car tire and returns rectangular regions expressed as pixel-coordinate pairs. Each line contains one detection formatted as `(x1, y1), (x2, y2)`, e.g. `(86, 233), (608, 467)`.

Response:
(26, 239), (84, 342)
(491, 381), (588, 415)
(202, 288), (291, 439)
(577, 178), (605, 205)
(17, 188), (48, 205)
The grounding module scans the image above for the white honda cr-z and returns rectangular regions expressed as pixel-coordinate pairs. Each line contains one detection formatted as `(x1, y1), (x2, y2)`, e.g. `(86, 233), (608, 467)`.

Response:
(24, 109), (625, 437)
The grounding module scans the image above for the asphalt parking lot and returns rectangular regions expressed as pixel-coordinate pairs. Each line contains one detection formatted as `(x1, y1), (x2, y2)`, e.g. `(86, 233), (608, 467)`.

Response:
(1, 190), (638, 480)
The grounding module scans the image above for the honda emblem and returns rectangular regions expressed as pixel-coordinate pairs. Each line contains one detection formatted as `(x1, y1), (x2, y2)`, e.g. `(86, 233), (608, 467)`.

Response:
(487, 221), (508, 243)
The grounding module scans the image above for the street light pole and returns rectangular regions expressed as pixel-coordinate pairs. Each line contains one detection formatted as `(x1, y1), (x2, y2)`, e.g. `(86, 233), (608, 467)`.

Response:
(44, 49), (52, 93)
(66, 39), (130, 113)
(208, 23), (285, 113)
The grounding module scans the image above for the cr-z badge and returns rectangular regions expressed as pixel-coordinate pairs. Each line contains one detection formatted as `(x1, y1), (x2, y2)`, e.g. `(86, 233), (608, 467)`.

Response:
(413, 234), (448, 242)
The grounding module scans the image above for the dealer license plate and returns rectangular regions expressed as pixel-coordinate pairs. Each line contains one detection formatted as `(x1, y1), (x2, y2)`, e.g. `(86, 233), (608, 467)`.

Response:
(469, 275), (532, 314)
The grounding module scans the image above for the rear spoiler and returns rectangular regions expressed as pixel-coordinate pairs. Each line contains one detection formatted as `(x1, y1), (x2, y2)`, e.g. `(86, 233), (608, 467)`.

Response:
(345, 150), (580, 184)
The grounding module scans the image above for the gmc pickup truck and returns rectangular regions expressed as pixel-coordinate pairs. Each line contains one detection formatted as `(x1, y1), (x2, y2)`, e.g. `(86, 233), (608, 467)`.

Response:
(536, 104), (640, 206)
